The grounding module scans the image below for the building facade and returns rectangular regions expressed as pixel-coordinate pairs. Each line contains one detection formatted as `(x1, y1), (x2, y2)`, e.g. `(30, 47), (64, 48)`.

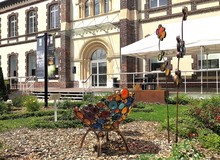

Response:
(0, 0), (220, 89)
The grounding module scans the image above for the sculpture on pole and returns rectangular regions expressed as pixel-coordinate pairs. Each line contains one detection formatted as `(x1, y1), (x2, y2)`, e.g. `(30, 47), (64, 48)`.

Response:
(174, 6), (188, 143)
(156, 24), (171, 143)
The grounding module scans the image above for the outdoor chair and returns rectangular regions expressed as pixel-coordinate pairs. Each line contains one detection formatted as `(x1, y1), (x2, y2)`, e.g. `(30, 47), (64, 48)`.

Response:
(73, 88), (135, 157)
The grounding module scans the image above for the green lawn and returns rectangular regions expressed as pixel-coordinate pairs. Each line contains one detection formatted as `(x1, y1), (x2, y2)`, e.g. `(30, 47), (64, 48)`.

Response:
(0, 104), (189, 133)
(130, 104), (188, 122)
(0, 117), (40, 132)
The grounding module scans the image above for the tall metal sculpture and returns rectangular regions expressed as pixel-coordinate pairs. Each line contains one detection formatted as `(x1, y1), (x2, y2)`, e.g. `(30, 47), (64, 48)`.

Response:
(174, 6), (188, 143)
(156, 24), (171, 143)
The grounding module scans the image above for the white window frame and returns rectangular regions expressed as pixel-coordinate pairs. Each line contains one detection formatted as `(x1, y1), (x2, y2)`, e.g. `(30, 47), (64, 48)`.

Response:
(9, 16), (16, 37)
(28, 11), (36, 33)
(85, 0), (90, 17)
(94, 0), (100, 15)
(150, 0), (167, 8)
(50, 5), (59, 29)
(104, 0), (109, 13)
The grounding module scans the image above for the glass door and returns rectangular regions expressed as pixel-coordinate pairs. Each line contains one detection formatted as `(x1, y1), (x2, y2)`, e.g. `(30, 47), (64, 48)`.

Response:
(91, 61), (107, 87)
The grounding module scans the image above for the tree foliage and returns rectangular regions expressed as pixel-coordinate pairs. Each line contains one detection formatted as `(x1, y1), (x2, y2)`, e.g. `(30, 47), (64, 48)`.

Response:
(0, 67), (8, 101)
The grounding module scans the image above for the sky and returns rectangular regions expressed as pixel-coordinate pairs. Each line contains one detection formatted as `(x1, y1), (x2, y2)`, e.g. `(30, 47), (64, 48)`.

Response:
(0, 0), (6, 2)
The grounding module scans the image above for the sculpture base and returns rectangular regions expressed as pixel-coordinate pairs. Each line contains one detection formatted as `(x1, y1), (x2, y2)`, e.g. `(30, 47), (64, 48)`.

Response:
(80, 127), (130, 157)
(134, 90), (169, 104)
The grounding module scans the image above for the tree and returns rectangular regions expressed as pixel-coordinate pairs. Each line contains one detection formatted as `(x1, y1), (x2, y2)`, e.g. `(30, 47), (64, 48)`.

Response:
(0, 67), (9, 101)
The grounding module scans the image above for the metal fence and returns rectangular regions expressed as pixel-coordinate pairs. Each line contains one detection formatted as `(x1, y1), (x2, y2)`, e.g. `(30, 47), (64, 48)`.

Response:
(5, 69), (220, 95)
(82, 69), (220, 95)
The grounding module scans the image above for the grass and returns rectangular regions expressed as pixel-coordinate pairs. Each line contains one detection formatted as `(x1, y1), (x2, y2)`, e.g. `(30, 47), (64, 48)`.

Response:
(130, 104), (188, 122)
(0, 104), (189, 133)
(0, 117), (40, 132)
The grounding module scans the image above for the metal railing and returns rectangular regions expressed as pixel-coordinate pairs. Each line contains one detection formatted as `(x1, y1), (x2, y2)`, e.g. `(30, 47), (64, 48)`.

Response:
(5, 76), (36, 94)
(24, 76), (36, 94)
(82, 69), (220, 95)
(82, 74), (93, 95)
(4, 69), (219, 96)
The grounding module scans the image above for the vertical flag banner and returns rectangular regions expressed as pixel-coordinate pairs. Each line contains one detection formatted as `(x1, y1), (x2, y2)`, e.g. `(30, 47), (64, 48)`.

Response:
(36, 34), (55, 79)
(47, 34), (56, 78)
(36, 36), (45, 79)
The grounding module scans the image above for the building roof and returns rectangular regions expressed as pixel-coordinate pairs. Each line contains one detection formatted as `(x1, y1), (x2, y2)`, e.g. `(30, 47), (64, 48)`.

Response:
(0, 0), (24, 9)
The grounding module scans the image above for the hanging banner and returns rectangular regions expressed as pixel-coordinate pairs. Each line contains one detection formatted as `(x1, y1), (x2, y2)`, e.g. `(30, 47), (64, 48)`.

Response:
(36, 34), (55, 79)
(47, 34), (56, 78)
(36, 36), (45, 79)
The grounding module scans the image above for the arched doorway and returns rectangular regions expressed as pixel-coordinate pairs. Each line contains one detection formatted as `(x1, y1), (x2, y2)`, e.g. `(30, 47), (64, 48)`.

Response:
(91, 48), (107, 87)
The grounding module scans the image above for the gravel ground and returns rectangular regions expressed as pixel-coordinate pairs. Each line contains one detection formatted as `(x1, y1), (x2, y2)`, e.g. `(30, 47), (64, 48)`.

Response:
(0, 121), (219, 160)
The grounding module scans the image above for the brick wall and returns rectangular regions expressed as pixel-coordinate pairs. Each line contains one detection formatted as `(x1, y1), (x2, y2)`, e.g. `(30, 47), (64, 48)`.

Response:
(59, 0), (72, 88)
(120, 0), (139, 88)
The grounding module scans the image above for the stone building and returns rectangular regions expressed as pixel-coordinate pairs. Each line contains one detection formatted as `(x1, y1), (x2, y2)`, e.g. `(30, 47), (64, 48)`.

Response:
(0, 0), (220, 90)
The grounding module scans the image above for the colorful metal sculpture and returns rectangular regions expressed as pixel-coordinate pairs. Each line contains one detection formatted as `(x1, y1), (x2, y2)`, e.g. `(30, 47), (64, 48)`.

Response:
(156, 24), (171, 76)
(74, 88), (135, 156)
(175, 6), (188, 143)
(156, 24), (171, 143)
(156, 24), (166, 41)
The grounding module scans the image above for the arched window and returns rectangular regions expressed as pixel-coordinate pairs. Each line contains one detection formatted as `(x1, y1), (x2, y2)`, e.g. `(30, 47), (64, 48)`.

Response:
(28, 11), (36, 33)
(104, 0), (109, 13)
(50, 4), (59, 29)
(9, 16), (17, 37)
(85, 0), (90, 17)
(79, 0), (82, 18)
(9, 55), (17, 77)
(27, 52), (36, 76)
(91, 48), (107, 87)
(91, 48), (106, 60)
(94, 0), (100, 15)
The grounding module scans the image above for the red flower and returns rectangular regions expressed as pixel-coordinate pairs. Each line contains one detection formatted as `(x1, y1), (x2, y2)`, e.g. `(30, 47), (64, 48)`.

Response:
(196, 108), (201, 115)
(214, 115), (220, 123)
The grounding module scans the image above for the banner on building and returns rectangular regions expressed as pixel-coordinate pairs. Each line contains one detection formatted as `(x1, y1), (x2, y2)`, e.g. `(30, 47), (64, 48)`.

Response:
(36, 36), (45, 79)
(36, 34), (55, 79)
(47, 34), (56, 78)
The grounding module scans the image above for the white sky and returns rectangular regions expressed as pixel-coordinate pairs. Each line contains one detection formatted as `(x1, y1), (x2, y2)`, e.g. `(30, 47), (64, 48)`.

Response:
(0, 0), (6, 2)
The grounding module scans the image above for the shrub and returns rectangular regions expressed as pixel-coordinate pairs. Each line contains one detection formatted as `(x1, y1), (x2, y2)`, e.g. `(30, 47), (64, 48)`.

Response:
(23, 95), (41, 112)
(200, 96), (220, 108)
(72, 101), (84, 107)
(162, 115), (204, 138)
(0, 100), (12, 114)
(83, 93), (105, 104)
(169, 139), (205, 160)
(133, 101), (146, 108)
(138, 140), (205, 160)
(0, 67), (8, 101)
(0, 110), (67, 120)
(198, 129), (220, 153)
(11, 94), (26, 108)
(59, 108), (74, 120)
(168, 93), (192, 105)
(83, 93), (94, 101)
(57, 100), (74, 109)
(190, 96), (220, 135)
